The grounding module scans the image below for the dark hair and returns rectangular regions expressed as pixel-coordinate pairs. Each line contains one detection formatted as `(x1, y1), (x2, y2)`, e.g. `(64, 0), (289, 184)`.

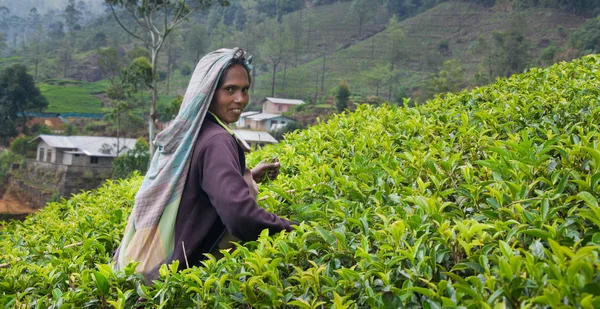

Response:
(216, 49), (252, 88)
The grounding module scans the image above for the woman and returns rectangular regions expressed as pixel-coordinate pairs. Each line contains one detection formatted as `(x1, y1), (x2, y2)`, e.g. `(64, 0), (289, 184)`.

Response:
(114, 48), (294, 282)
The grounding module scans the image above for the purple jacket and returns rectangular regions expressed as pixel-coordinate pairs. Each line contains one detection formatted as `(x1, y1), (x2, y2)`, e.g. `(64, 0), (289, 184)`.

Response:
(169, 114), (293, 269)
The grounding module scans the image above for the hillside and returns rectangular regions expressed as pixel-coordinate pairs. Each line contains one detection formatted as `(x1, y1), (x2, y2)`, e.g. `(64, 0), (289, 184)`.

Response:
(251, 1), (588, 102)
(2, 1), (590, 115)
(1, 55), (599, 307)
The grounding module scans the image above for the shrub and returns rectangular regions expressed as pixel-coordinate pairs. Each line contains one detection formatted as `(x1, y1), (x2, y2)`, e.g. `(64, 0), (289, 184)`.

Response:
(335, 81), (350, 112)
(180, 64), (192, 76)
(112, 138), (150, 179)
(9, 136), (38, 158)
(2, 55), (600, 308)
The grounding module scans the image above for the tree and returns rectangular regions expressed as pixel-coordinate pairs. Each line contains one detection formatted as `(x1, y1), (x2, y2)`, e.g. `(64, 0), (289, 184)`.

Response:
(97, 47), (122, 85)
(385, 15), (406, 99)
(0, 64), (49, 140)
(287, 12), (303, 66)
(27, 8), (43, 81)
(351, 0), (372, 38)
(158, 95), (183, 123)
(165, 30), (183, 95)
(121, 57), (153, 110)
(112, 138), (150, 179)
(423, 59), (465, 100)
(126, 46), (150, 63)
(0, 32), (6, 55)
(362, 63), (396, 97)
(105, 0), (230, 157)
(184, 24), (209, 64)
(62, 0), (82, 78)
(260, 23), (293, 96)
(570, 16), (600, 55)
(335, 81), (351, 112)
(104, 100), (132, 156)
(490, 14), (530, 78)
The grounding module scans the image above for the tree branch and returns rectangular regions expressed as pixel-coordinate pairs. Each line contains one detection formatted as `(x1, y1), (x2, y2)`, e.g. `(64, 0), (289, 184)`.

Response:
(125, 4), (149, 32)
(110, 4), (146, 42)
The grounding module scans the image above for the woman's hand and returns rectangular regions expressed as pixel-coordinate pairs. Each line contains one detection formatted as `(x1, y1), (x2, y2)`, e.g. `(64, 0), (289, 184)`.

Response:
(252, 158), (280, 183)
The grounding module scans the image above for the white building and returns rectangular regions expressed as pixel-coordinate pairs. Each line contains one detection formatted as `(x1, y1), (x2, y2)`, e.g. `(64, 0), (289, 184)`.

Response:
(31, 135), (138, 167)
(234, 130), (278, 149)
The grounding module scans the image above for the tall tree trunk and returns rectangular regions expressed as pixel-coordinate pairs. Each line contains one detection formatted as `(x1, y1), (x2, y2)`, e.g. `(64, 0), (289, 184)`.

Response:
(388, 62), (395, 100)
(371, 35), (375, 57)
(314, 72), (319, 103)
(166, 64), (171, 95)
(34, 37), (40, 81)
(271, 63), (277, 97)
(321, 52), (326, 92)
(306, 18), (311, 48)
(149, 49), (158, 157)
(116, 111), (121, 156)
(282, 63), (287, 91)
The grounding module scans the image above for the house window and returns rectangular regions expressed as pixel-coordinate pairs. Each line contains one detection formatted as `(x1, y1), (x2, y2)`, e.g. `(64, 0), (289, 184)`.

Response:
(46, 149), (52, 163)
(278, 105), (283, 112)
(39, 148), (44, 161)
(90, 156), (99, 164)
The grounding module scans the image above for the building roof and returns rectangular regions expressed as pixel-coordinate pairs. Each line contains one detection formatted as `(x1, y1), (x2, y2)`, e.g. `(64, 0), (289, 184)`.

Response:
(240, 111), (260, 117)
(233, 130), (278, 144)
(246, 113), (295, 121)
(31, 135), (139, 158)
(264, 97), (305, 105)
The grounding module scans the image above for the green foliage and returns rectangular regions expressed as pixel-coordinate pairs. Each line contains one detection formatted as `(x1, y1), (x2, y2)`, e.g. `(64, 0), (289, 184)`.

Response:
(0, 64), (48, 140)
(570, 16), (600, 55)
(180, 64), (192, 76)
(112, 138), (150, 179)
(335, 81), (351, 112)
(0, 151), (23, 186)
(96, 47), (122, 85)
(539, 44), (558, 66)
(2, 55), (600, 307)
(423, 59), (465, 100)
(157, 95), (183, 123)
(121, 57), (152, 99)
(490, 15), (531, 77)
(9, 136), (37, 158)
(125, 46), (150, 63)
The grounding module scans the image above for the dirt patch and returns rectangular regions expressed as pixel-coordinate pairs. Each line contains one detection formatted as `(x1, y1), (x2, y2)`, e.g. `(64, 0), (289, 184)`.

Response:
(0, 188), (37, 215)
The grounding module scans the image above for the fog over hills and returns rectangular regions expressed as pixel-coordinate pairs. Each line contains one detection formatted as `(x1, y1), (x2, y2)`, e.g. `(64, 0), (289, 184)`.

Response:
(0, 0), (105, 17)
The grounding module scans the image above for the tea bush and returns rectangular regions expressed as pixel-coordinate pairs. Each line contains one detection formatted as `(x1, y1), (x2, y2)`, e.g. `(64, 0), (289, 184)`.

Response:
(1, 55), (600, 308)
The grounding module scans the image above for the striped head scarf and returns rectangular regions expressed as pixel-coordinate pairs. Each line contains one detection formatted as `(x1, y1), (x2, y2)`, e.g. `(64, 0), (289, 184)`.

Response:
(114, 48), (252, 281)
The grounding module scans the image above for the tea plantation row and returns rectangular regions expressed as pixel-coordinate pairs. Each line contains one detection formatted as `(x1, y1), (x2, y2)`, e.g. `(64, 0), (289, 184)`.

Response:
(1, 55), (600, 308)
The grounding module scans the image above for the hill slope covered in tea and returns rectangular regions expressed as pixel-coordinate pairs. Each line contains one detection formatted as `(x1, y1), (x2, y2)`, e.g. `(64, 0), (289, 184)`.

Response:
(1, 55), (600, 308)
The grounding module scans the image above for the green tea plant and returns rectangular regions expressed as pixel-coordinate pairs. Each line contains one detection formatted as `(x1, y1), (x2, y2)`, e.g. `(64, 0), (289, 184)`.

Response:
(1, 55), (600, 308)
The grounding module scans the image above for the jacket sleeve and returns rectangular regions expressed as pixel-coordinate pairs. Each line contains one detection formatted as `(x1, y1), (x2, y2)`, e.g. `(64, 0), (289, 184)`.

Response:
(198, 133), (292, 241)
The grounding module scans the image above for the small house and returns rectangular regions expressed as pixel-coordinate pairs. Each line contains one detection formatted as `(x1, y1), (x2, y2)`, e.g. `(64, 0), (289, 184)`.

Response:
(261, 97), (304, 115)
(233, 129), (278, 149)
(236, 111), (261, 128)
(31, 135), (138, 167)
(244, 113), (296, 132)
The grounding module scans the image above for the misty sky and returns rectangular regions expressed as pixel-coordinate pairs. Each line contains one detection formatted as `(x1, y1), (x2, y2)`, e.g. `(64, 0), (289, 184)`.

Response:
(0, 0), (105, 17)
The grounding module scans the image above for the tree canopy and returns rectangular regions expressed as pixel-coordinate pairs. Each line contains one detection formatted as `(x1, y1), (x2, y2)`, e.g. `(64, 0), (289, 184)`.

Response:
(0, 64), (48, 141)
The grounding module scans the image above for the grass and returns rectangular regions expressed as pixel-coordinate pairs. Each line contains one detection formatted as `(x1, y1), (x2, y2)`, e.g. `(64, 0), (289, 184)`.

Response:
(38, 79), (109, 114)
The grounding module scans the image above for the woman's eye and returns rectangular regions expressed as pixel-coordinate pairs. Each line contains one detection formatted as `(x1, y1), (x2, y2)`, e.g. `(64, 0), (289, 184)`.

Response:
(242, 88), (249, 93)
(224, 87), (234, 93)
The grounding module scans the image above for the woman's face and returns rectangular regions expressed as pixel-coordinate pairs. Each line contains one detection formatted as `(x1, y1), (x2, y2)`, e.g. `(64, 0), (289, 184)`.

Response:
(209, 64), (250, 124)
